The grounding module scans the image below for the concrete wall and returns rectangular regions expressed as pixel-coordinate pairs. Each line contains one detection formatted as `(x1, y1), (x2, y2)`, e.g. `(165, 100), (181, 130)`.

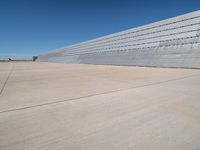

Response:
(38, 10), (200, 68)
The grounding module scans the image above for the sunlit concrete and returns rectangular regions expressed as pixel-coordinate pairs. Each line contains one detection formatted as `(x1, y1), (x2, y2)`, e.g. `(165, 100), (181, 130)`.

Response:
(0, 62), (200, 150)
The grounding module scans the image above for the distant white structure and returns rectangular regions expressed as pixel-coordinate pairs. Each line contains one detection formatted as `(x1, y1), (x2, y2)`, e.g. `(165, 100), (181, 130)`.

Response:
(38, 10), (200, 68)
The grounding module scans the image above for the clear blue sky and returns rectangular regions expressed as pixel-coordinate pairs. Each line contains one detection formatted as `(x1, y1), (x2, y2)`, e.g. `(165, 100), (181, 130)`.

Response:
(0, 0), (199, 59)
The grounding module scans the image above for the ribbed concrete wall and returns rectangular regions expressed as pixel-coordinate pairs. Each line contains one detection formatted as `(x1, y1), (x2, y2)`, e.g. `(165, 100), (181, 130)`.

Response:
(38, 10), (200, 68)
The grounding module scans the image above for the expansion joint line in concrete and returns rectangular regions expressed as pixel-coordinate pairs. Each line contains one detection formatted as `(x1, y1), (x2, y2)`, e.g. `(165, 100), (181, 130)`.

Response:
(0, 73), (199, 114)
(0, 65), (14, 96)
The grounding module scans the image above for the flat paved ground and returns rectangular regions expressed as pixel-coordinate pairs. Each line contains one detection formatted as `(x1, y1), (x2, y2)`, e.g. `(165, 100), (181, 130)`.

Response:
(0, 62), (200, 150)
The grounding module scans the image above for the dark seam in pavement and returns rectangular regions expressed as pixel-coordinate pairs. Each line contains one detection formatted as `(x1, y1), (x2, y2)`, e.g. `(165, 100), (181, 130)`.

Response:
(0, 73), (199, 114)
(0, 65), (14, 96)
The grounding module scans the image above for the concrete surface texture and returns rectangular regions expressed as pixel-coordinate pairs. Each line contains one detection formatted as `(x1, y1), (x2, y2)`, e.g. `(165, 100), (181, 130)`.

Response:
(37, 10), (200, 68)
(0, 62), (200, 150)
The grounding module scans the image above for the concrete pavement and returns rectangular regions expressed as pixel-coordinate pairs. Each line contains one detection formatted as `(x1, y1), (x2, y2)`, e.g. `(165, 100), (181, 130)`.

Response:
(0, 62), (200, 150)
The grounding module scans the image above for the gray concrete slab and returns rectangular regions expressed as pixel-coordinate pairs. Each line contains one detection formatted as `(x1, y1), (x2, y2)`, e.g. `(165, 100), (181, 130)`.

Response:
(0, 62), (200, 150)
